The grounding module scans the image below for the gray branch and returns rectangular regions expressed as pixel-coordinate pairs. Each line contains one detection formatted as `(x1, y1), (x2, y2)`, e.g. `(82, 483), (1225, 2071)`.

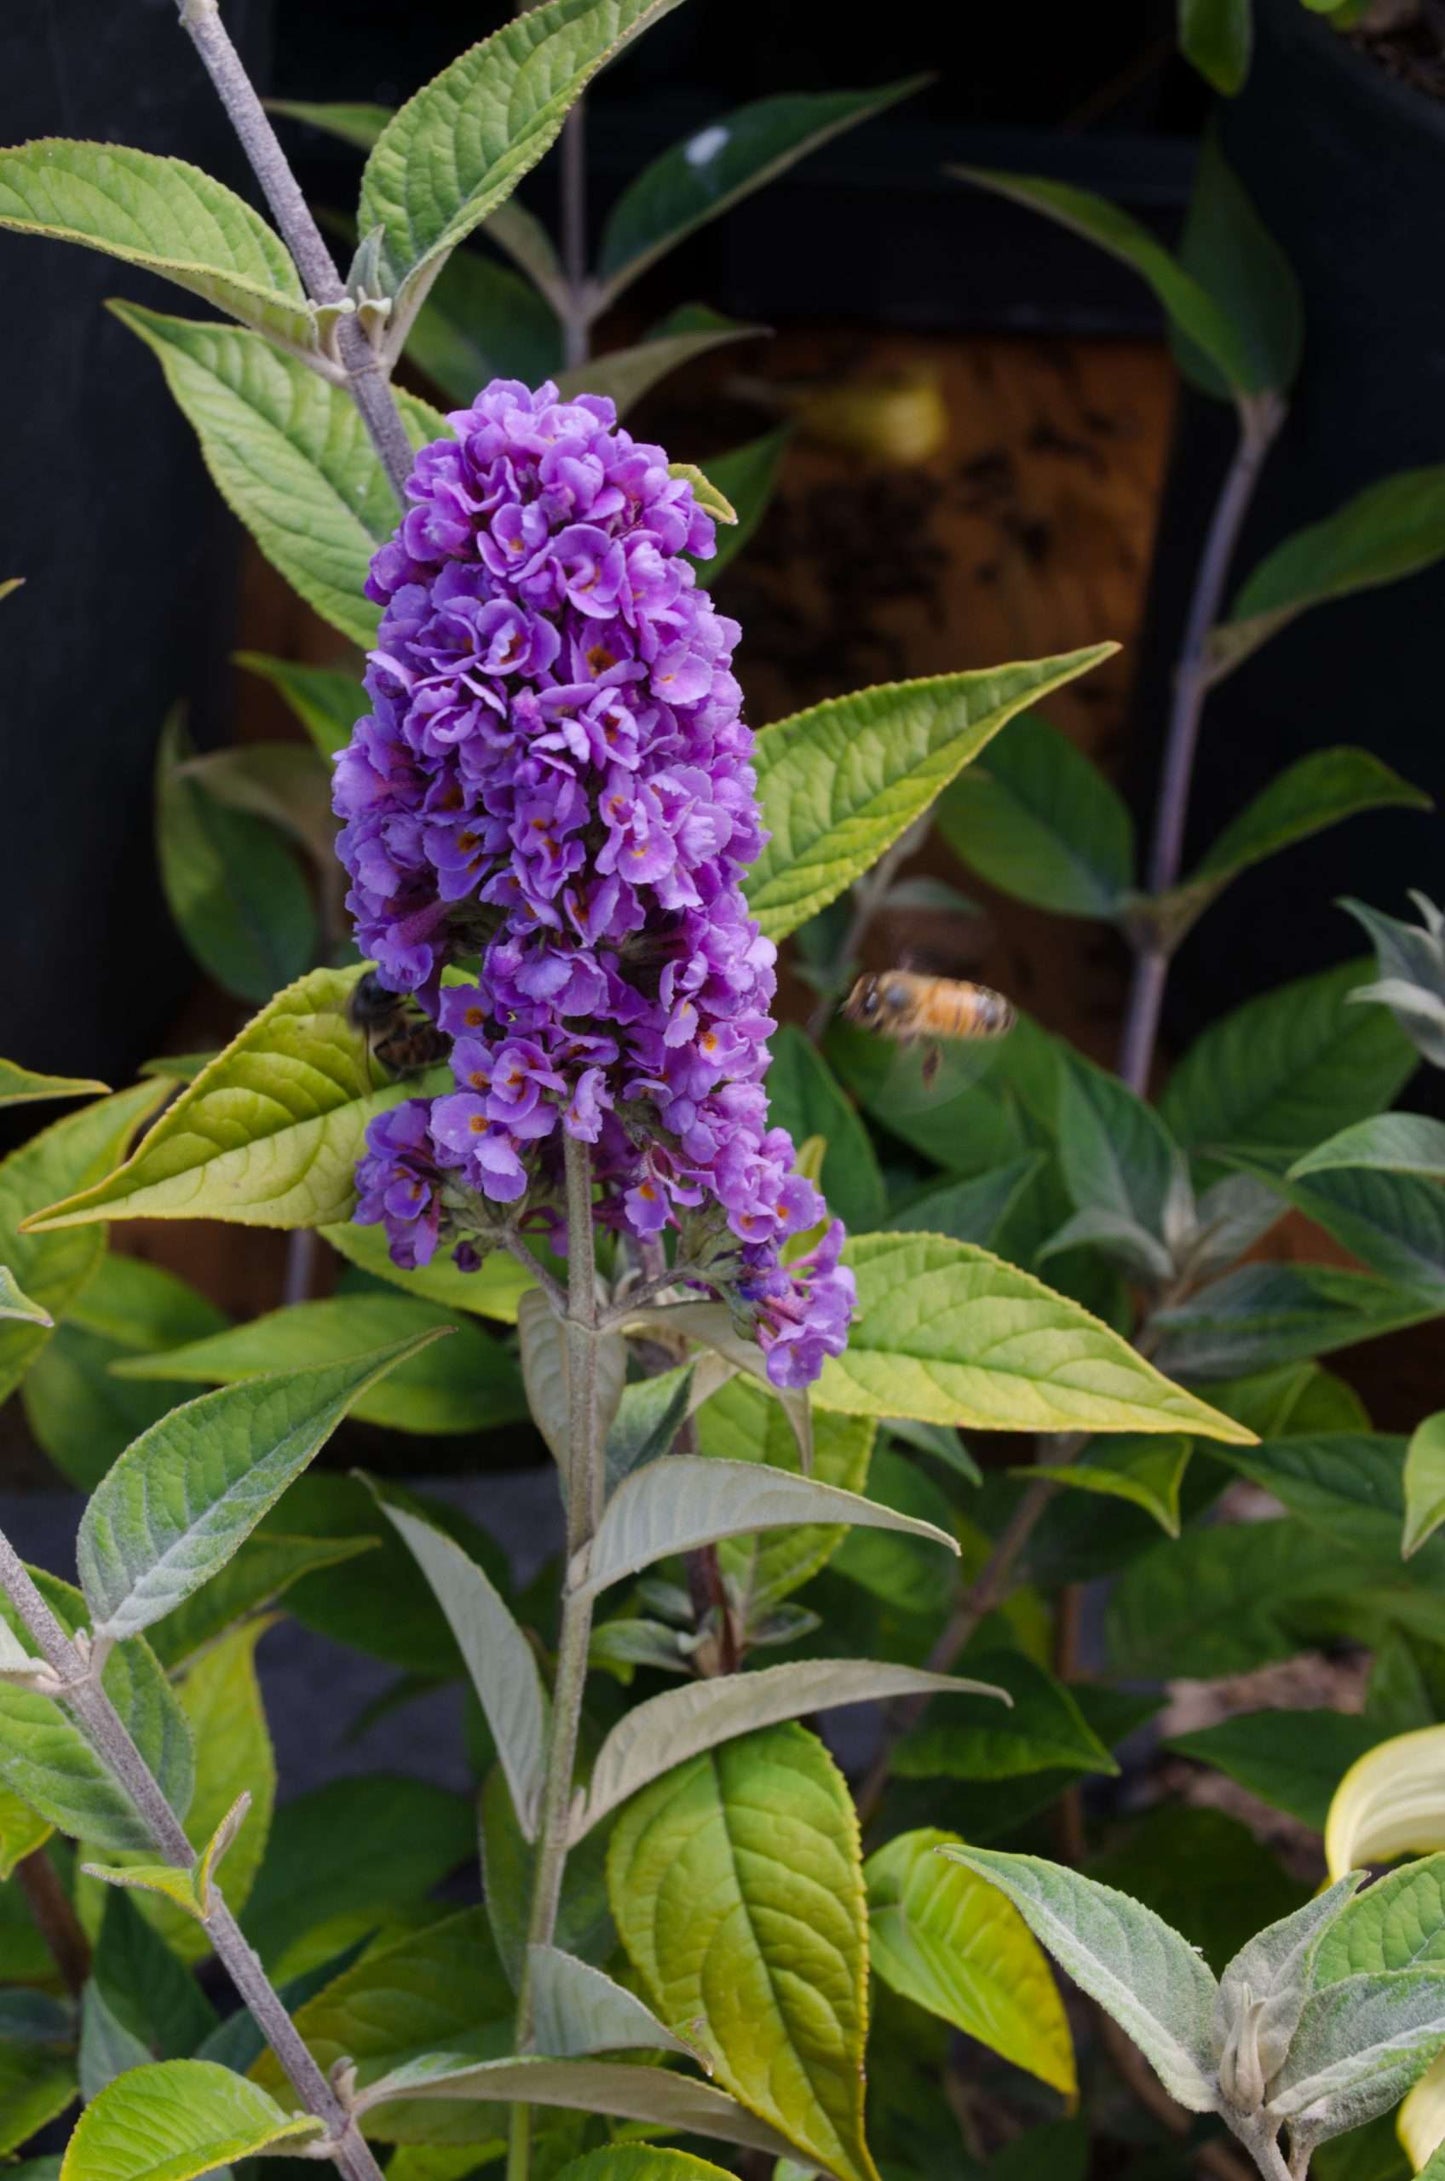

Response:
(176, 0), (415, 502)
(0, 1527), (385, 2181)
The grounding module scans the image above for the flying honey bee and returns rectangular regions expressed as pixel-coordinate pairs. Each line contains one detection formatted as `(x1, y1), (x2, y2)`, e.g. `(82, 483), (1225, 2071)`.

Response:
(843, 970), (1015, 1086)
(349, 972), (453, 1077)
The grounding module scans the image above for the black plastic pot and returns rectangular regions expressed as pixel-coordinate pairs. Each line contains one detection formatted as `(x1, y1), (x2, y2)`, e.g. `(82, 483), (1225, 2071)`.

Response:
(1127, 0), (1445, 1056)
(0, 0), (271, 1092)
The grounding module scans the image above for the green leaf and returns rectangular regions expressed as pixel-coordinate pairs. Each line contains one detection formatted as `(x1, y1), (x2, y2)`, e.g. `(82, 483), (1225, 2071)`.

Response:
(323, 1213), (537, 1321)
(112, 307), (443, 649)
(830, 1442), (960, 1616)
(0, 1081), (169, 1404)
(1167, 1709), (1379, 1831)
(24, 965), (425, 1233)
(557, 322), (763, 417)
(0, 1784), (52, 1878)
(1205, 1360), (1370, 1438)
(479, 1763), (615, 1993)
(691, 428), (789, 584)
(1172, 129), (1299, 398)
(746, 647), (1117, 941)
(575, 1452), (958, 1601)
(936, 711), (1135, 917)
(60, 2061), (321, 2181)
(1179, 752), (1429, 926)
(1172, 1430), (1411, 1557)
(0, 1266), (50, 1325)
(1158, 960), (1418, 1164)
(1027, 1434), (1192, 1536)
(814, 1231), (1252, 1439)
(84, 1788), (252, 1929)
(765, 1026), (885, 1231)
(405, 242), (562, 406)
(179, 739), (337, 876)
(358, 0), (688, 308)
(155, 709), (315, 1003)
(1108, 1514), (1373, 1678)
(256, 1474), (512, 1678)
(372, 1489), (549, 1839)
(353, 2055), (796, 2161)
(697, 1374), (875, 1614)
(554, 2153), (738, 2181)
(939, 1847), (1219, 2110)
(1293, 1113), (1445, 1182)
(79, 1979), (153, 2103)
(93, 1889), (216, 2059)
(609, 1722), (876, 2181)
(143, 1618), (274, 1944)
(1054, 1053), (1182, 1246)
(1179, 0), (1253, 93)
(951, 167), (1259, 398)
(251, 1907), (513, 2140)
(1343, 894), (1445, 1067)
(0, 2043), (76, 2160)
(1313, 1856), (1445, 1981)
(267, 98), (393, 149)
(576, 1658), (1004, 1838)
(0, 1568), (193, 1852)
(1088, 1805), (1306, 1980)
(241, 1775), (473, 1978)
(147, 1530), (375, 1670)
(233, 651), (363, 763)
(1241, 1157), (1445, 1304)
(1149, 1263), (1436, 1380)
(597, 79), (924, 299)
(0, 141), (314, 351)
(1267, 1970), (1445, 2142)
(529, 1946), (697, 2060)
(893, 1647), (1116, 1783)
(76, 1331), (447, 1640)
(0, 1060), (108, 1109)
(1406, 1414), (1445, 1557)
(112, 1294), (525, 1435)
(865, 1827), (1076, 2096)
(1217, 466), (1445, 677)
(893, 1157), (1045, 1250)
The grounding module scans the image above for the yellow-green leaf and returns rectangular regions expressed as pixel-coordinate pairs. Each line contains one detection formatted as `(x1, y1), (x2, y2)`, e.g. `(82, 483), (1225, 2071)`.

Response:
(1405, 1413), (1445, 1558)
(668, 461), (736, 524)
(60, 2060), (321, 2181)
(0, 141), (315, 350)
(358, 0), (687, 305)
(322, 1215), (537, 1323)
(111, 307), (444, 648)
(746, 648), (1117, 941)
(865, 1827), (1076, 2097)
(814, 1233), (1253, 1441)
(609, 1722), (877, 2181)
(0, 1784), (51, 1878)
(0, 1058), (108, 1109)
(0, 1080), (170, 1404)
(24, 966), (430, 1234)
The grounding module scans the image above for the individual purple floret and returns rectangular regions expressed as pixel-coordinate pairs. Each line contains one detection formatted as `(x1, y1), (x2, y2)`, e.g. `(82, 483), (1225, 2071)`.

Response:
(334, 379), (854, 1387)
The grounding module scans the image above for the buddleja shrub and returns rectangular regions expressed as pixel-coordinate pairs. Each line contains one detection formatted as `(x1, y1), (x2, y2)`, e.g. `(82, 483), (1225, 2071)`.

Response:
(3, 5), (1445, 2181)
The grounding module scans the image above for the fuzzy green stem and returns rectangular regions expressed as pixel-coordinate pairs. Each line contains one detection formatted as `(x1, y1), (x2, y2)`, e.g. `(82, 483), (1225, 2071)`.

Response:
(507, 1138), (601, 2181)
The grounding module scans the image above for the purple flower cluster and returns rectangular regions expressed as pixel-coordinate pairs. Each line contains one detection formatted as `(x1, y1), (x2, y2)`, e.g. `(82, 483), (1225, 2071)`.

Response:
(336, 379), (854, 1388)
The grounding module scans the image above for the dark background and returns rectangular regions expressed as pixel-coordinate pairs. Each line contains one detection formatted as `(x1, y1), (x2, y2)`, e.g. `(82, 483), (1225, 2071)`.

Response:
(1, 0), (1441, 1083)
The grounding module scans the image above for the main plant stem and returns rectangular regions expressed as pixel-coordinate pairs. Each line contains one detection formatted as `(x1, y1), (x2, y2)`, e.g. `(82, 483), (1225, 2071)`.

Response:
(177, 0), (414, 502)
(1117, 393), (1284, 1095)
(507, 1138), (601, 2181)
(0, 1531), (384, 2181)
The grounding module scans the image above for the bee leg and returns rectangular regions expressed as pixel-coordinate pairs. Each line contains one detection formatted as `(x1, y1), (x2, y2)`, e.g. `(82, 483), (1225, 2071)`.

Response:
(921, 1041), (942, 1089)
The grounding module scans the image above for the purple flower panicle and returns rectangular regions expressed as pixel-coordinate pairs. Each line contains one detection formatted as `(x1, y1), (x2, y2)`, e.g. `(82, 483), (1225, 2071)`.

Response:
(334, 379), (853, 1388)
